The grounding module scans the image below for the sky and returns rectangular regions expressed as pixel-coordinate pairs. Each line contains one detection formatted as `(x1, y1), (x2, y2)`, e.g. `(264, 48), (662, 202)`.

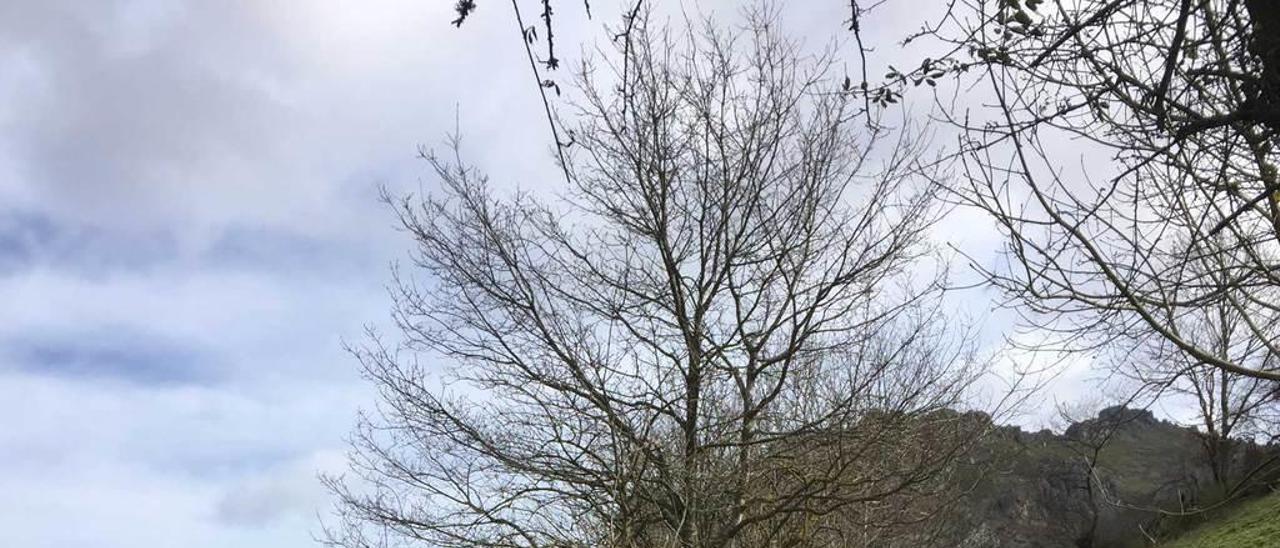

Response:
(0, 2), (1121, 547)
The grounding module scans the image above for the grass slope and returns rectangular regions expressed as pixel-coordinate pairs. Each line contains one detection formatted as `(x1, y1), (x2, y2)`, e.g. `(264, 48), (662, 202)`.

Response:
(1162, 491), (1280, 547)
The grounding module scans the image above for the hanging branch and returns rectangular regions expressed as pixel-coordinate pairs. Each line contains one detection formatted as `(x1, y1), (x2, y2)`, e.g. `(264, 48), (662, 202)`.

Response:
(510, 0), (572, 184)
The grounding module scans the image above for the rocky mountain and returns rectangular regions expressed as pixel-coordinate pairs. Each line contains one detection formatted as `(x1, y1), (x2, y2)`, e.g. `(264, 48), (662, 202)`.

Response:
(940, 407), (1280, 548)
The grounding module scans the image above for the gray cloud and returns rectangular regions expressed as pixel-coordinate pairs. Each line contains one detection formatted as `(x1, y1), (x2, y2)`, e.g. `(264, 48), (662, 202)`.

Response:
(0, 209), (178, 275)
(2, 327), (216, 385)
(0, 2), (288, 221)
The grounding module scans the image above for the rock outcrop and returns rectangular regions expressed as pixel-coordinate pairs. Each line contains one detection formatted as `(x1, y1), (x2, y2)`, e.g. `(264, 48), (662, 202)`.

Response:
(938, 407), (1280, 548)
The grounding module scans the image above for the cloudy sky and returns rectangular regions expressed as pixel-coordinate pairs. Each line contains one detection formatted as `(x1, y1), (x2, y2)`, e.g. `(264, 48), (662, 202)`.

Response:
(0, 2), (1121, 546)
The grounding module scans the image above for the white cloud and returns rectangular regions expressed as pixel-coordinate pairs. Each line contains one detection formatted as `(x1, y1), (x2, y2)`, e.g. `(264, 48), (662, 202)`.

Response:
(216, 449), (347, 528)
(0, 368), (364, 547)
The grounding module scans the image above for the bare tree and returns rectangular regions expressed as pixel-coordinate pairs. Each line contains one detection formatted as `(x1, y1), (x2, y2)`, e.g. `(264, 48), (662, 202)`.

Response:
(324, 11), (994, 548)
(925, 0), (1280, 383)
(1122, 299), (1280, 491)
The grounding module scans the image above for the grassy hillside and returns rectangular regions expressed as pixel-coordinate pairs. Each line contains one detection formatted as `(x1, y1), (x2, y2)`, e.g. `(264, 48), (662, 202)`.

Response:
(1162, 491), (1280, 547)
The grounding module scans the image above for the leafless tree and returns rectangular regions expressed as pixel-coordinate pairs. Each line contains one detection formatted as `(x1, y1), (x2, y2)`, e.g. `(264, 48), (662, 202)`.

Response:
(323, 10), (996, 548)
(1121, 298), (1280, 491)
(924, 0), (1280, 383)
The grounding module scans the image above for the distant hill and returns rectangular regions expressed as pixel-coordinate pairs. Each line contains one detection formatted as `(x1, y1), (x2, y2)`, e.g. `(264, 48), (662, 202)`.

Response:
(936, 407), (1280, 548)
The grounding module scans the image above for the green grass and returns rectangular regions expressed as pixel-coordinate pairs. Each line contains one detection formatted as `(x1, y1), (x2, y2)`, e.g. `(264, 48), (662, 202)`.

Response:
(1162, 491), (1280, 548)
